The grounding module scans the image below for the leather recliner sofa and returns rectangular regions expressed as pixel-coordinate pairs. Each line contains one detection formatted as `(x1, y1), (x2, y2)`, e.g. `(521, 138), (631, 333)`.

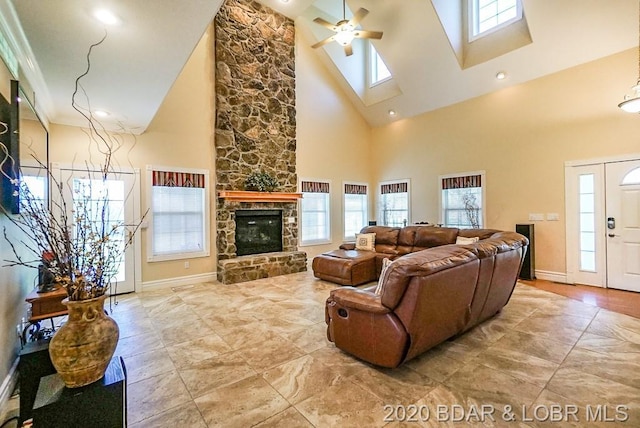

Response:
(324, 230), (528, 368)
(313, 225), (502, 286)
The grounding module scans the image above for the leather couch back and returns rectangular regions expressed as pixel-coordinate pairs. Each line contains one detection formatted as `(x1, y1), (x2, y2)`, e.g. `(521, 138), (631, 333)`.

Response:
(360, 226), (401, 255)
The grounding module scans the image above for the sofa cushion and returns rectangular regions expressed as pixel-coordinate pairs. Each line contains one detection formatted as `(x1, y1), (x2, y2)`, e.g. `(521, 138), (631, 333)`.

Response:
(360, 226), (401, 254)
(355, 233), (376, 251)
(456, 236), (479, 245)
(374, 257), (393, 295)
(412, 227), (459, 251)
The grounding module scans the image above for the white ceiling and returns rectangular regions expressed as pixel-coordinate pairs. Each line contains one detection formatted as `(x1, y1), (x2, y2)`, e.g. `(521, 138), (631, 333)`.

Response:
(2, 0), (638, 132)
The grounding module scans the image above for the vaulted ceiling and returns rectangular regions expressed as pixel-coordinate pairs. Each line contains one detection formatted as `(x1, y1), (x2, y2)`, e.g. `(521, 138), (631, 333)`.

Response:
(1, 0), (637, 132)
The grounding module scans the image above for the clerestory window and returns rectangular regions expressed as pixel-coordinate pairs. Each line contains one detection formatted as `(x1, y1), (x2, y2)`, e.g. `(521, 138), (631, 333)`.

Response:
(469, 0), (522, 41)
(369, 43), (391, 87)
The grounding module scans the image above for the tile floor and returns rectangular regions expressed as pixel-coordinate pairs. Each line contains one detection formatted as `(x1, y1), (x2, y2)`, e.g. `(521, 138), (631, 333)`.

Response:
(6, 271), (640, 427)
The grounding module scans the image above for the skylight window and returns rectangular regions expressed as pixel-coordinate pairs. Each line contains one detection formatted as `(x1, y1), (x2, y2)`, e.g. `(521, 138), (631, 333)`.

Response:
(470, 0), (522, 41)
(369, 43), (391, 86)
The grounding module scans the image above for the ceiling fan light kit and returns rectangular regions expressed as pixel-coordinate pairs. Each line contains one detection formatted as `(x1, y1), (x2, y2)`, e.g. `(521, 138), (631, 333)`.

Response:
(619, 0), (640, 113)
(311, 0), (383, 56)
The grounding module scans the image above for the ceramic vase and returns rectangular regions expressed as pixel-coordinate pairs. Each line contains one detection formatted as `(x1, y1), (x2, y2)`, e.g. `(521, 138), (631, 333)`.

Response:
(49, 294), (119, 388)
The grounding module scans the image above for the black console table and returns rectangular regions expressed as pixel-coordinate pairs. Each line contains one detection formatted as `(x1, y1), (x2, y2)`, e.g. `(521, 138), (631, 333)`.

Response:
(32, 356), (127, 427)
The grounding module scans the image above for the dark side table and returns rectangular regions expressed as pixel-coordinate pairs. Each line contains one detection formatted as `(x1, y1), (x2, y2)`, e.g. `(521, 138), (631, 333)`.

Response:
(31, 356), (127, 427)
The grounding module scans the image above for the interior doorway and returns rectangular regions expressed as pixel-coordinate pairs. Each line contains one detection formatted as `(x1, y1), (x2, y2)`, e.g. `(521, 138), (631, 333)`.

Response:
(566, 156), (640, 292)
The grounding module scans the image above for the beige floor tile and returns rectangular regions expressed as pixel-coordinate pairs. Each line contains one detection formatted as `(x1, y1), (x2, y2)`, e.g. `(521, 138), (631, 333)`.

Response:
(127, 370), (192, 425)
(470, 346), (559, 387)
(129, 401), (207, 428)
(177, 351), (256, 398)
(586, 310), (640, 345)
(349, 364), (438, 404)
(158, 317), (216, 346)
(236, 334), (305, 371)
(513, 313), (589, 345)
(166, 333), (233, 369)
(123, 347), (176, 384)
(559, 347), (640, 389)
(194, 374), (289, 426)
(263, 354), (343, 404)
(443, 363), (544, 420)
(491, 330), (574, 364)
(253, 406), (314, 427)
(278, 321), (331, 353)
(115, 330), (164, 358)
(405, 346), (464, 383)
(295, 377), (387, 428)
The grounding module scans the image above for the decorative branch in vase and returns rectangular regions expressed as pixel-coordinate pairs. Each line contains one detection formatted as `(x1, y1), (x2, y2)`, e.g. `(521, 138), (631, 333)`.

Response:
(0, 34), (147, 388)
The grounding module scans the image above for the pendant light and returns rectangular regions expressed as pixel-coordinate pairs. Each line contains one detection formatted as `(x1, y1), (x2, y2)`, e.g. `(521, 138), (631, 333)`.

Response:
(619, 0), (640, 113)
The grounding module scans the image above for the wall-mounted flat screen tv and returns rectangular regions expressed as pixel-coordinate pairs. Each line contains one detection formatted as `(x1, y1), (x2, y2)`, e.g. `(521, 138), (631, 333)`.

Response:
(0, 80), (19, 214)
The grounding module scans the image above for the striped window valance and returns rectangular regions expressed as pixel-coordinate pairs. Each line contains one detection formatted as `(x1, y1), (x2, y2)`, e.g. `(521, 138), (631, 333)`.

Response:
(153, 170), (205, 188)
(381, 181), (408, 194)
(442, 174), (482, 190)
(344, 184), (367, 195)
(301, 180), (330, 193)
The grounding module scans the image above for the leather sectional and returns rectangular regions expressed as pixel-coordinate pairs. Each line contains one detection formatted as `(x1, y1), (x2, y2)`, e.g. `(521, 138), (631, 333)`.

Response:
(319, 226), (528, 368)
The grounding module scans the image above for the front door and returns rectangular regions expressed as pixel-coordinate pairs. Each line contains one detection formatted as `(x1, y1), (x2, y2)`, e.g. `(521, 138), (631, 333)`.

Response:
(605, 160), (640, 292)
(53, 165), (139, 294)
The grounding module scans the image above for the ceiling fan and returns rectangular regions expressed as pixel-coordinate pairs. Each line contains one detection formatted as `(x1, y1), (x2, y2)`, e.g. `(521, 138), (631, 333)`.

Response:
(311, 0), (383, 56)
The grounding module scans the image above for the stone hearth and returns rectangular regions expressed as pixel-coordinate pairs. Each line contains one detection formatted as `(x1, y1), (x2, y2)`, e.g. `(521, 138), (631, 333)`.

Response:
(214, 0), (306, 284)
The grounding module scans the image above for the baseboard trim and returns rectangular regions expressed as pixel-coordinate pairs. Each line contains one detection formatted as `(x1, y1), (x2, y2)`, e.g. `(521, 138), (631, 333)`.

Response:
(535, 270), (568, 284)
(141, 272), (217, 291)
(0, 357), (19, 421)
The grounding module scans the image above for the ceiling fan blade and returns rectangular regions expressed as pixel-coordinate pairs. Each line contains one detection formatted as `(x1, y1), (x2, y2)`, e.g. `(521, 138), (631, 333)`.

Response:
(312, 35), (336, 49)
(349, 8), (369, 27)
(344, 44), (353, 56)
(354, 30), (383, 40)
(313, 17), (338, 31)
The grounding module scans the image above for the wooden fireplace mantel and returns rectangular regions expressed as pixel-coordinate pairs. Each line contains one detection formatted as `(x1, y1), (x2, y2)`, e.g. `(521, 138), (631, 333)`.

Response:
(218, 190), (303, 203)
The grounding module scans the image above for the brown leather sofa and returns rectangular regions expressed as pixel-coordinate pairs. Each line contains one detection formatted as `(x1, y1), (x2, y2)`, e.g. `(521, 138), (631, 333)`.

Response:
(324, 229), (528, 368)
(313, 225), (501, 286)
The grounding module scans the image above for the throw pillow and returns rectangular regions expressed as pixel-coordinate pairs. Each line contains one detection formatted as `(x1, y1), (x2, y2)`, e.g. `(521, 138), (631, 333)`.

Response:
(456, 236), (479, 245)
(374, 257), (393, 295)
(355, 233), (376, 251)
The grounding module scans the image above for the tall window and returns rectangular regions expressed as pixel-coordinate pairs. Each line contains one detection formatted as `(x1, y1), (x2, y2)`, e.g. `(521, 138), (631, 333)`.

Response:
(441, 173), (484, 228)
(369, 43), (391, 86)
(344, 183), (368, 239)
(148, 167), (210, 261)
(469, 0), (522, 40)
(300, 179), (331, 245)
(579, 174), (596, 272)
(379, 180), (409, 227)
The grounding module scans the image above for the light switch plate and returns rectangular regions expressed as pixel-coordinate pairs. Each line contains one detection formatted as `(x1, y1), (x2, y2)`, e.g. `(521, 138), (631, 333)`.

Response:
(528, 213), (545, 221)
(546, 213), (560, 221)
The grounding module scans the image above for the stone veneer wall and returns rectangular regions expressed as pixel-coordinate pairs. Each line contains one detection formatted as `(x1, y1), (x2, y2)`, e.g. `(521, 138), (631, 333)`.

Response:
(214, 0), (306, 283)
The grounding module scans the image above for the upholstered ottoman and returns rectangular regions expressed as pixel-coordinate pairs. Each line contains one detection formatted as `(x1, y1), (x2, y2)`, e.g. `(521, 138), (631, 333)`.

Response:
(312, 250), (377, 286)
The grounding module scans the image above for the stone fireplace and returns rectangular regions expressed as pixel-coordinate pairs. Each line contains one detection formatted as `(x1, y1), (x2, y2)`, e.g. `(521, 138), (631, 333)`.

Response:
(214, 0), (306, 284)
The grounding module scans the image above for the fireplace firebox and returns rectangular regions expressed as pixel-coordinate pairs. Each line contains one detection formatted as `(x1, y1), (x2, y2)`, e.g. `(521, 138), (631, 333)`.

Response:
(235, 210), (283, 256)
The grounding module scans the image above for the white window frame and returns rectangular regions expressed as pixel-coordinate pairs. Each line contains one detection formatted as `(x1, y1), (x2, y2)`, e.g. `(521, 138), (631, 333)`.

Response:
(299, 178), (332, 246)
(468, 0), (523, 42)
(146, 165), (210, 262)
(343, 181), (369, 240)
(368, 42), (392, 87)
(439, 171), (486, 229)
(378, 179), (411, 227)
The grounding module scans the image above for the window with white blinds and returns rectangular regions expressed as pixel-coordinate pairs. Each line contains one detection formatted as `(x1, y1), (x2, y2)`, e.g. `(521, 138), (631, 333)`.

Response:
(440, 172), (485, 229)
(344, 183), (368, 239)
(300, 179), (331, 245)
(379, 180), (410, 227)
(147, 167), (210, 261)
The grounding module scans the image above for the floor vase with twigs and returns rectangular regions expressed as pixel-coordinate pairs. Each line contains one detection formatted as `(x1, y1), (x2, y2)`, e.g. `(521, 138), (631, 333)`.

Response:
(49, 294), (119, 388)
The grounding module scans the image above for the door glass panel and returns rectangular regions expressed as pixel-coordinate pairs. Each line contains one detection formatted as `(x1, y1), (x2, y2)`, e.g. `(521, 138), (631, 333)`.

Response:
(621, 167), (640, 185)
(578, 173), (596, 271)
(72, 178), (126, 283)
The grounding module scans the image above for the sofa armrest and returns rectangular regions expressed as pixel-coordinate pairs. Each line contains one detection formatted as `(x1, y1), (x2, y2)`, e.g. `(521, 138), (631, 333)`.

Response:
(329, 287), (390, 314)
(339, 242), (356, 250)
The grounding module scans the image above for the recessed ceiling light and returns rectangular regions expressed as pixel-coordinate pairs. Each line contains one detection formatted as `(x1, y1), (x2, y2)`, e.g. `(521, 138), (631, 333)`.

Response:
(94, 9), (120, 26)
(94, 110), (110, 118)
(496, 71), (507, 80)
(280, 0), (290, 3)
(388, 109), (397, 117)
